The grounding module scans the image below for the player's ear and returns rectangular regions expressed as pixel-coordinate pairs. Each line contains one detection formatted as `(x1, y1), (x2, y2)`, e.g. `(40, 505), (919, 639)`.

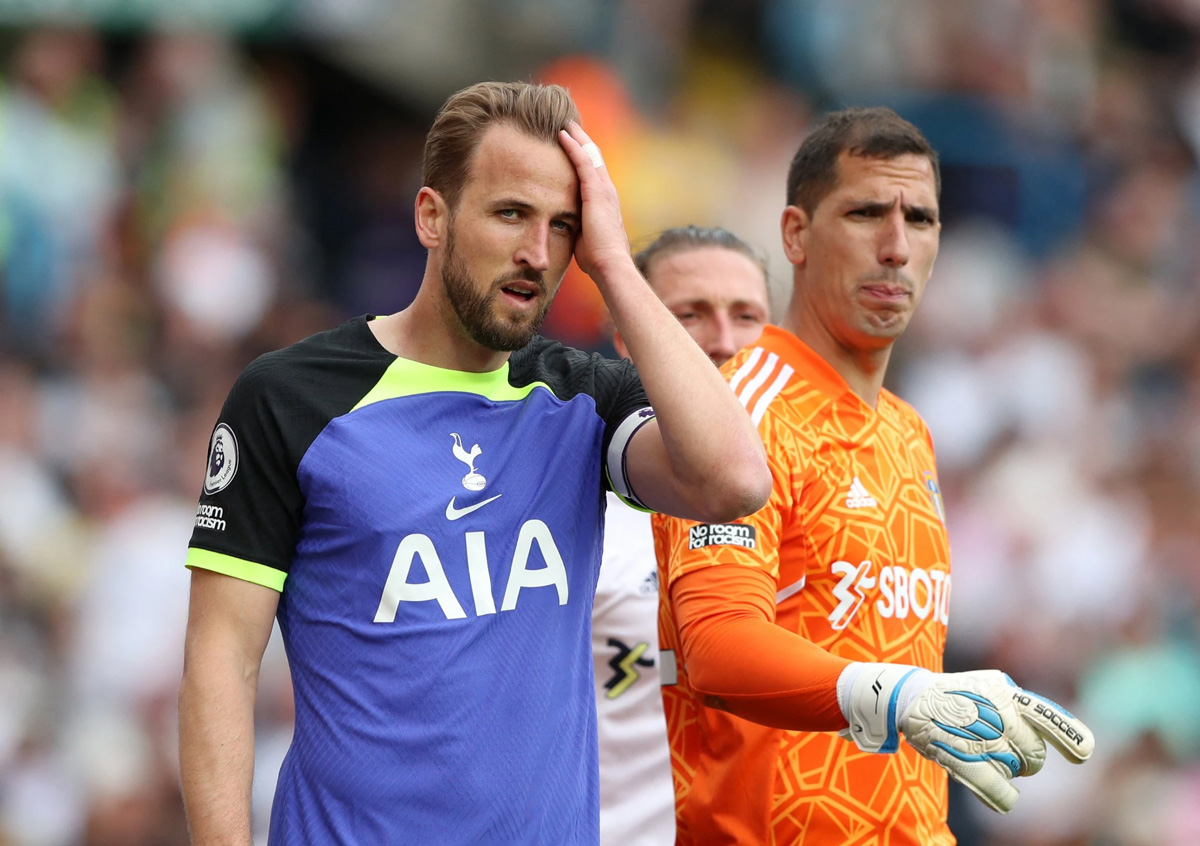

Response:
(415, 187), (449, 249)
(781, 205), (810, 266)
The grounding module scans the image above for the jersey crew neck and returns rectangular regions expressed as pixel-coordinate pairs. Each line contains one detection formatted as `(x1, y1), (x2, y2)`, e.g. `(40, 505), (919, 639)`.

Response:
(352, 354), (551, 410)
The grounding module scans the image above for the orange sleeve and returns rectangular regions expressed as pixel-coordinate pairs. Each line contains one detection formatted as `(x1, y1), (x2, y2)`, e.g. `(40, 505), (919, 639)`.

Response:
(671, 564), (850, 732)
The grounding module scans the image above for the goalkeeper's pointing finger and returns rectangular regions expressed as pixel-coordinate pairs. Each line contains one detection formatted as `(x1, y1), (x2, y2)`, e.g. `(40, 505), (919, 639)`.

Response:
(1010, 686), (1095, 765)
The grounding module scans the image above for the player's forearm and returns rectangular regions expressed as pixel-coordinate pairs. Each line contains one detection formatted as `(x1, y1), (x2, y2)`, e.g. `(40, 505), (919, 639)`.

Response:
(682, 612), (849, 730)
(178, 653), (258, 846)
(599, 258), (770, 520)
(671, 566), (849, 731)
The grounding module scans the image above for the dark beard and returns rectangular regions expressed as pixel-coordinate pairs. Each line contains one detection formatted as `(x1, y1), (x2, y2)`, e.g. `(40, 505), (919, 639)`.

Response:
(441, 233), (554, 352)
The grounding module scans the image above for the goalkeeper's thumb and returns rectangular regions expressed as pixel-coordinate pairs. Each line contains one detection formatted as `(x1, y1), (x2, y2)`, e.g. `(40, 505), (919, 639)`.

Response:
(836, 663), (1094, 814)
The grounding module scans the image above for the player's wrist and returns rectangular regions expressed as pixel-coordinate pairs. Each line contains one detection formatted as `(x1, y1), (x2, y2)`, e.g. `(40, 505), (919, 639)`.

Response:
(583, 250), (640, 290)
(837, 662), (934, 753)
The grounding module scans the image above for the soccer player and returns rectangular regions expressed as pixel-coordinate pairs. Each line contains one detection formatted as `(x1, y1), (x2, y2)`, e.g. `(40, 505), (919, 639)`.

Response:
(595, 225), (771, 845)
(653, 107), (1095, 844)
(177, 82), (772, 845)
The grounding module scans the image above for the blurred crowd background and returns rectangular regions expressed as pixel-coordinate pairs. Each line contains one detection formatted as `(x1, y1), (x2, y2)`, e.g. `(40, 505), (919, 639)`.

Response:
(0, 0), (1198, 844)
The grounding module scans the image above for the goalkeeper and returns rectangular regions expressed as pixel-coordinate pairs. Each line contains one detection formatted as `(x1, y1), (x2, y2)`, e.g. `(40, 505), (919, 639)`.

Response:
(652, 106), (1094, 846)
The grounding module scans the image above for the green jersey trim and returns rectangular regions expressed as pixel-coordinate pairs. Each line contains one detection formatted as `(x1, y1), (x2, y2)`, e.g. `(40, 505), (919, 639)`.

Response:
(352, 357), (553, 411)
(604, 407), (657, 511)
(605, 466), (654, 513)
(186, 547), (287, 592)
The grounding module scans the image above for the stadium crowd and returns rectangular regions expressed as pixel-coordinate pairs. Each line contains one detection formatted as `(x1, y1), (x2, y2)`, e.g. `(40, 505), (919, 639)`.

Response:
(0, 1), (1198, 843)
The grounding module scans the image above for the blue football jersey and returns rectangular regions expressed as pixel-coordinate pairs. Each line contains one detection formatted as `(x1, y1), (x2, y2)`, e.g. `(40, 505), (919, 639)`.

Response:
(186, 316), (655, 844)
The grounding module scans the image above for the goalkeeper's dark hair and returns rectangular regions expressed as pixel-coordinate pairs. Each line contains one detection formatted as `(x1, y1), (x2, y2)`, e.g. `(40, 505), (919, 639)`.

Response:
(786, 106), (940, 214)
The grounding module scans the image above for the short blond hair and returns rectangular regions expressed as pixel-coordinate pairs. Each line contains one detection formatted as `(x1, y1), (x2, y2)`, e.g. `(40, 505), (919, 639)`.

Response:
(422, 81), (582, 211)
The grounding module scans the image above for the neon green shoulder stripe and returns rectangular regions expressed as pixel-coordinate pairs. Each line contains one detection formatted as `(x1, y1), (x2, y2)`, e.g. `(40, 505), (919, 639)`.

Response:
(186, 548), (287, 592)
(605, 466), (654, 513)
(352, 356), (551, 411)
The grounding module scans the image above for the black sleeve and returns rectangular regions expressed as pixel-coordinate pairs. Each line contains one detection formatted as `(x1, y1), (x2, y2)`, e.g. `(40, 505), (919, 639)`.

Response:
(508, 338), (654, 506)
(187, 352), (307, 584)
(186, 318), (396, 587)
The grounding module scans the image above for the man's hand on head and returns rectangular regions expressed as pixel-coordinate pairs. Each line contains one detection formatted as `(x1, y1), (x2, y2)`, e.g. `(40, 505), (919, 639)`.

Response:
(558, 122), (633, 282)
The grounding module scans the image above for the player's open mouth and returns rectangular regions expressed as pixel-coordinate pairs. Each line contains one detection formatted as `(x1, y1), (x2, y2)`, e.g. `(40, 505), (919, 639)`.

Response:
(501, 283), (538, 302)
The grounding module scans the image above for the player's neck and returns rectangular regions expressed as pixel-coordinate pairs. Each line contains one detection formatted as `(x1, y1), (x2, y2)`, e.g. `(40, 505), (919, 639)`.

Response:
(781, 314), (891, 409)
(369, 287), (512, 374)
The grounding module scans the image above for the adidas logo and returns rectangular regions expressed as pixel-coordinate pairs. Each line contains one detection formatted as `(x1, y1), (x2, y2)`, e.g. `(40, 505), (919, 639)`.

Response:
(845, 477), (877, 509)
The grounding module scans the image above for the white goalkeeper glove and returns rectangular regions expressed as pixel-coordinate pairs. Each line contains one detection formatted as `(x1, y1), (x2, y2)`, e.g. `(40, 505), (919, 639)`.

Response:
(837, 663), (1095, 814)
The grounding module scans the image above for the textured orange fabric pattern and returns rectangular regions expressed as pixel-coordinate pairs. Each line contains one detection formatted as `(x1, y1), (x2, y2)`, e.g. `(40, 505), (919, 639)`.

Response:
(653, 325), (955, 845)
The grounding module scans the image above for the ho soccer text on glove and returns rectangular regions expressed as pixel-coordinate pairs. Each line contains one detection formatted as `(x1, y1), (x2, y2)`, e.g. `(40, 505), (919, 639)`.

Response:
(837, 664), (1095, 814)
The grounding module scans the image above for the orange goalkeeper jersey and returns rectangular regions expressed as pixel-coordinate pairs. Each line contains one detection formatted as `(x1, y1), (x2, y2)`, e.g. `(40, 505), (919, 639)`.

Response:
(653, 326), (955, 846)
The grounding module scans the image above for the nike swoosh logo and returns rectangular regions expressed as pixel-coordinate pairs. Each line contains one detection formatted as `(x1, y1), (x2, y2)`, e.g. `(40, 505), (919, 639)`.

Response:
(445, 494), (502, 521)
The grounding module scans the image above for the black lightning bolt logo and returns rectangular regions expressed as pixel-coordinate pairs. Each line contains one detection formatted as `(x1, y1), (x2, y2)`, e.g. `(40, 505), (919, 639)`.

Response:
(603, 638), (654, 699)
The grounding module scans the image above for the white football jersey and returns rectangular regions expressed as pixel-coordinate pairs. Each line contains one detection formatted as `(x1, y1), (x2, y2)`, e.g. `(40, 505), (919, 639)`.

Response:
(593, 493), (676, 845)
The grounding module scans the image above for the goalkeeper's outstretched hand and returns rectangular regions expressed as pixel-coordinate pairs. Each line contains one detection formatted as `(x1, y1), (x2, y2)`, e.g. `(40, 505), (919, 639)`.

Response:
(837, 664), (1095, 814)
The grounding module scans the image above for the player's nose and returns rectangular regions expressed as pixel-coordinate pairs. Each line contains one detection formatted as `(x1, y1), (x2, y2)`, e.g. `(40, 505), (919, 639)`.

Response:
(515, 222), (552, 272)
(877, 211), (910, 268)
(704, 314), (739, 366)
